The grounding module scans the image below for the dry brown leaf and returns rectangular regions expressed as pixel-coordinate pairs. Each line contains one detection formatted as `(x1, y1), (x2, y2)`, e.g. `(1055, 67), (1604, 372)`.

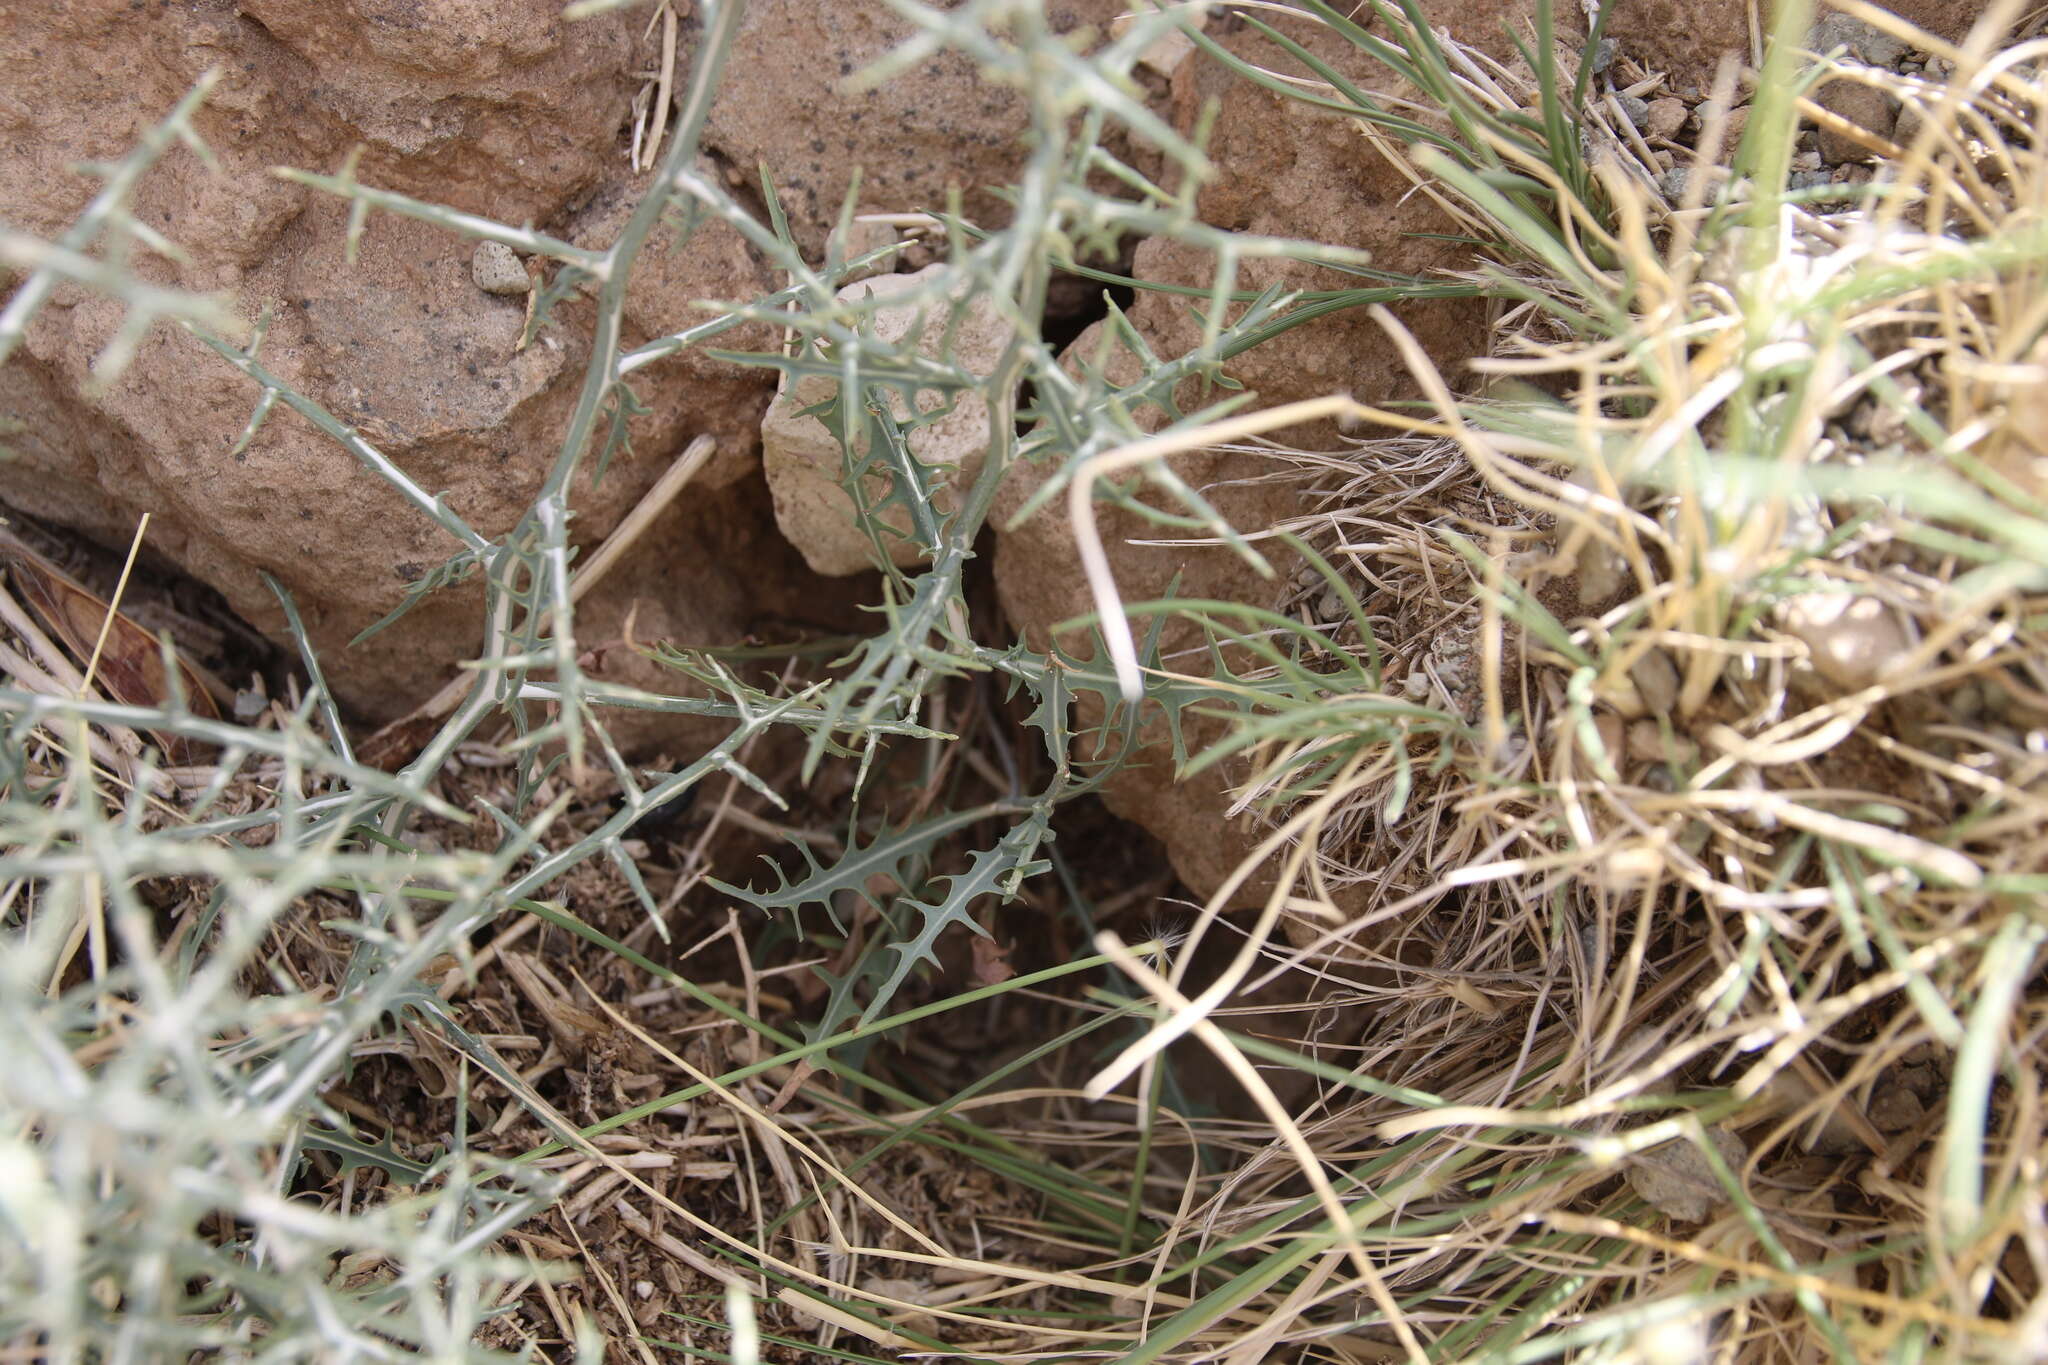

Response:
(359, 708), (450, 773)
(0, 528), (221, 761)
(969, 933), (1015, 987)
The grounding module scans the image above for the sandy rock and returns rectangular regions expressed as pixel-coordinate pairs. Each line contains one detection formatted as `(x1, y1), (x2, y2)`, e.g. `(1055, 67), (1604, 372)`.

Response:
(1627, 648), (1680, 719)
(1123, 6), (1523, 448)
(1626, 1128), (1747, 1224)
(1643, 97), (1690, 141)
(825, 220), (906, 285)
(6, 194), (788, 718)
(1609, 1), (1992, 92)
(0, 0), (794, 724)
(2, 3), (317, 271)
(1576, 709), (1628, 775)
(560, 166), (786, 490)
(1, 0), (634, 295)
(992, 321), (1305, 905)
(1604, 2), (1747, 94)
(1777, 592), (1912, 691)
(762, 266), (1014, 577)
(1811, 11), (1911, 68)
(700, 0), (1136, 255)
(0, 1), (815, 725)
(987, 4), (1561, 906)
(471, 242), (530, 296)
(1814, 77), (1898, 162)
(1113, 8), (1205, 79)
(238, 0), (636, 224)
(1869, 1084), (1926, 1133)
(1399, 0), (1577, 57)
(559, 477), (877, 759)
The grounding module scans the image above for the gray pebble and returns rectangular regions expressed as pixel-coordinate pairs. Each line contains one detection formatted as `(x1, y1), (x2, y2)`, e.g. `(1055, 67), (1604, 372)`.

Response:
(1629, 648), (1679, 717)
(1589, 36), (1618, 76)
(1616, 94), (1649, 129)
(1812, 13), (1908, 69)
(1894, 101), (1927, 146)
(1627, 1128), (1747, 1224)
(1869, 1085), (1925, 1132)
(1655, 166), (1691, 200)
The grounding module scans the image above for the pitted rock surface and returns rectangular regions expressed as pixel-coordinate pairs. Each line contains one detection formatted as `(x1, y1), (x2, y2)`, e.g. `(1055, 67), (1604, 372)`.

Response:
(699, 0), (1138, 255)
(0, 0), (808, 722)
(1608, 0), (1993, 91)
(238, 0), (638, 224)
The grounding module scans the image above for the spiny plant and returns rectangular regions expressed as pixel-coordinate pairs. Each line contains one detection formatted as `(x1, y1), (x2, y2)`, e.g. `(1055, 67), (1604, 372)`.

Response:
(0, 0), (1480, 1357)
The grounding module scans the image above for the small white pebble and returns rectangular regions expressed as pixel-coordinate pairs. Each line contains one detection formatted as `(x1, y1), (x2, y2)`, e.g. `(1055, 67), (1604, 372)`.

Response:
(1778, 592), (1909, 691)
(1636, 1316), (1710, 1365)
(471, 240), (529, 296)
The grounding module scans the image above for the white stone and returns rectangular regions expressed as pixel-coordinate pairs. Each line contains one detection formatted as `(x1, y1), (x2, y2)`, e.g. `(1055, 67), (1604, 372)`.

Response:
(470, 240), (529, 296)
(1110, 9), (1204, 77)
(761, 264), (1013, 576)
(1778, 591), (1911, 691)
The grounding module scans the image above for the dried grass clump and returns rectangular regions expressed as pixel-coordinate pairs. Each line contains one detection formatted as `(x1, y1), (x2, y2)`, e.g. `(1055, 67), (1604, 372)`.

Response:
(1078, 1), (2048, 1359)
